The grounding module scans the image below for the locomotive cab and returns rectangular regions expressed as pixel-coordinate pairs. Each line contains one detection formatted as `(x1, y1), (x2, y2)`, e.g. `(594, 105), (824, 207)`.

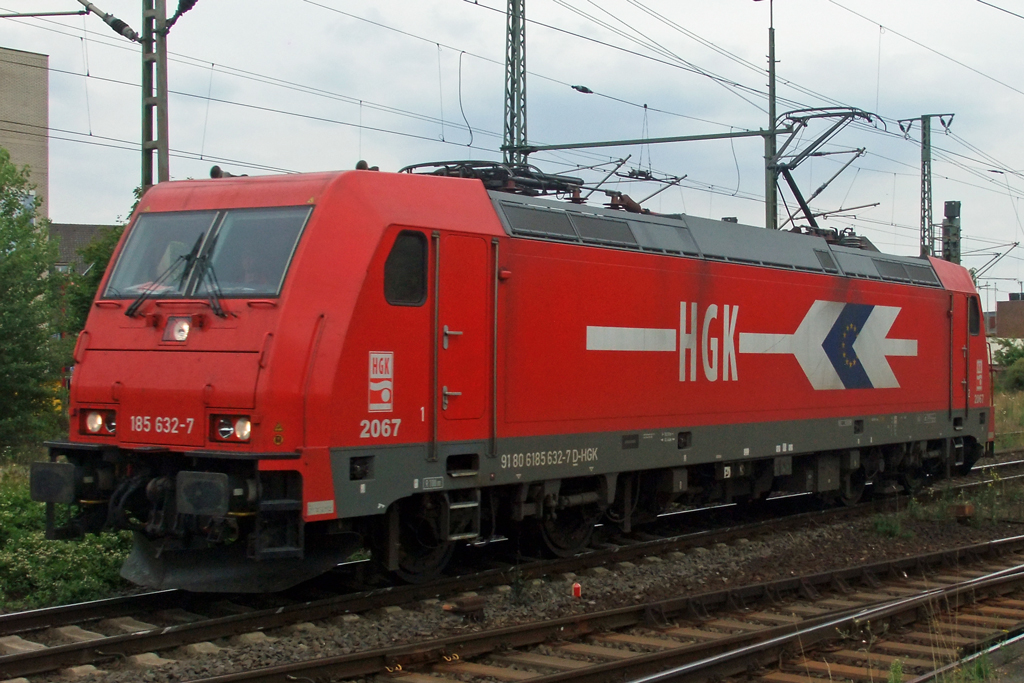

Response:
(31, 175), (368, 591)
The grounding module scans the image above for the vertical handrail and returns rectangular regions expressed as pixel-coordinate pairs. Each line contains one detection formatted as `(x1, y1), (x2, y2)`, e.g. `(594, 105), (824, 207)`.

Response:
(430, 232), (440, 463)
(301, 314), (326, 446)
(490, 239), (500, 459)
(965, 295), (971, 421)
(948, 293), (954, 422)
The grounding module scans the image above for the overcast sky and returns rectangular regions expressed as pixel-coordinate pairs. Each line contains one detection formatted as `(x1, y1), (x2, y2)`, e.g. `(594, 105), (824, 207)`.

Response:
(1, 0), (1022, 306)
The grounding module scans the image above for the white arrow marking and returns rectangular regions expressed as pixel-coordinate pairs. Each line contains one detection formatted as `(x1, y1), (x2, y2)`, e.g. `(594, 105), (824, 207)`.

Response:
(739, 300), (846, 390)
(853, 306), (918, 389)
(586, 326), (676, 352)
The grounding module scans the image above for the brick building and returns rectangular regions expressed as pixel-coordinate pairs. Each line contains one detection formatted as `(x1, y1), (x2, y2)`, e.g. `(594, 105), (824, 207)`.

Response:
(0, 46), (48, 218)
(49, 223), (116, 274)
(996, 297), (1024, 339)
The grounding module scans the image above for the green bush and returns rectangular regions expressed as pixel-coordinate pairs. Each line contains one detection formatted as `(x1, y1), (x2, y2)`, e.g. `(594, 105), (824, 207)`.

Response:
(993, 338), (1024, 367)
(1002, 358), (1024, 393)
(0, 467), (132, 609)
(888, 660), (903, 683)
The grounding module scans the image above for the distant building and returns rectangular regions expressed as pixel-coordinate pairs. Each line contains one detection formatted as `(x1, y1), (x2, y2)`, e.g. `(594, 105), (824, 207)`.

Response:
(49, 223), (116, 274)
(0, 46), (49, 218)
(995, 297), (1024, 339)
(984, 311), (997, 336)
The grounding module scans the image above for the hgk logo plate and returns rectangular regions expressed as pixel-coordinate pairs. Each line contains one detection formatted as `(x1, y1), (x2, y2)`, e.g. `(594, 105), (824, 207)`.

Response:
(368, 352), (394, 412)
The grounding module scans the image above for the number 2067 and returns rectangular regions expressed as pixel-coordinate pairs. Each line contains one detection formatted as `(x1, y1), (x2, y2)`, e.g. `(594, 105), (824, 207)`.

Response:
(359, 418), (401, 438)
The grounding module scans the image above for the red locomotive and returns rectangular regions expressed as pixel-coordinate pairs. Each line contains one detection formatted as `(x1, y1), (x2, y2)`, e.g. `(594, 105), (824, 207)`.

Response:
(31, 163), (993, 591)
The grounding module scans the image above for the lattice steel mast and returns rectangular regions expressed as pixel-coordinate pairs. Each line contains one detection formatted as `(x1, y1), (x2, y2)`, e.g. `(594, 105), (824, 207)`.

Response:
(503, 0), (527, 166)
(141, 0), (170, 190)
(898, 114), (953, 257)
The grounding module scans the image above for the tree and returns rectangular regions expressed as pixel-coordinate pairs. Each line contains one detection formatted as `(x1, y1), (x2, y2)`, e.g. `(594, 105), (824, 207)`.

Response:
(64, 186), (138, 332)
(65, 224), (125, 333)
(0, 147), (65, 451)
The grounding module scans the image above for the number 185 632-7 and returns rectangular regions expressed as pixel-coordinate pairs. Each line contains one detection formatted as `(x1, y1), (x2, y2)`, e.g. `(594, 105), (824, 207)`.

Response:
(130, 415), (194, 434)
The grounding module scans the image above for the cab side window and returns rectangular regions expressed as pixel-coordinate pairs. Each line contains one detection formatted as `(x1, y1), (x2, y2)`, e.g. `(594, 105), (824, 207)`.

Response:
(969, 296), (981, 336)
(384, 231), (427, 305)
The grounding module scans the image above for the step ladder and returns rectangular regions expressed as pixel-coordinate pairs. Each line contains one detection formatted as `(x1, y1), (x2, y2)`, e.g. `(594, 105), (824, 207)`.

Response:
(445, 489), (481, 542)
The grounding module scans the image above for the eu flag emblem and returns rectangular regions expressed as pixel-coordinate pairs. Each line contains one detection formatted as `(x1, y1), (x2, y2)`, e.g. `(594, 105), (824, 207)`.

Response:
(822, 303), (874, 389)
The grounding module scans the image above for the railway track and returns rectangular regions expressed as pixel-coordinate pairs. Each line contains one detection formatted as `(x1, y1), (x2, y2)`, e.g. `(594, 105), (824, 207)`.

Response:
(154, 537), (1024, 683)
(1, 457), (1022, 681)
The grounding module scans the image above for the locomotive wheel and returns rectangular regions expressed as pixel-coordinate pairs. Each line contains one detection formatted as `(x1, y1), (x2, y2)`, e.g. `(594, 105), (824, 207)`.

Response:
(375, 495), (455, 583)
(533, 505), (601, 558)
(900, 466), (927, 495)
(838, 467), (867, 506)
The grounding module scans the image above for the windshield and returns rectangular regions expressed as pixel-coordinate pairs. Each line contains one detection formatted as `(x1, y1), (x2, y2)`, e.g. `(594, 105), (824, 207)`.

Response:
(104, 206), (311, 299)
(104, 212), (217, 298)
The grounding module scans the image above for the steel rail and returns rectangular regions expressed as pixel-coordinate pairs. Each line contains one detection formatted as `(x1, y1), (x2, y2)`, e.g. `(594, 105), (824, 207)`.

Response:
(0, 590), (182, 638)
(171, 535), (1024, 683)
(624, 565), (1024, 683)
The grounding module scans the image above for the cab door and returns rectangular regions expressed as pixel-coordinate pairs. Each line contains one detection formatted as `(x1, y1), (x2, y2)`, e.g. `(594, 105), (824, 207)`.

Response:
(949, 292), (982, 424)
(949, 293), (969, 422)
(967, 294), (986, 410)
(436, 233), (490, 444)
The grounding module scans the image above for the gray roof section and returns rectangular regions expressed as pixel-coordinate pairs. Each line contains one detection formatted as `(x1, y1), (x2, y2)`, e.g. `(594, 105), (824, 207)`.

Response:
(49, 223), (117, 273)
(489, 191), (941, 288)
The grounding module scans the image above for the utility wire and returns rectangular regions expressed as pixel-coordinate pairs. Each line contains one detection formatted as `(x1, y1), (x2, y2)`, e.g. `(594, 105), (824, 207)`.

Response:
(975, 0), (1024, 22)
(0, 120), (300, 174)
(6, 0), (1023, 234)
(825, 0), (1024, 98)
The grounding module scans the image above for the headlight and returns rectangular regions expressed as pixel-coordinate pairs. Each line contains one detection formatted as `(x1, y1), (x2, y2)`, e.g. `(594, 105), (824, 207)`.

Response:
(86, 411), (103, 433)
(234, 417), (251, 441)
(211, 414), (252, 442)
(82, 409), (116, 435)
(163, 316), (191, 342)
(216, 418), (235, 440)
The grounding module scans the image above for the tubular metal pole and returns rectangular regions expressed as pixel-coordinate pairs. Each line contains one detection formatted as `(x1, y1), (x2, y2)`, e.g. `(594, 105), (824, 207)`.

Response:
(141, 0), (155, 190)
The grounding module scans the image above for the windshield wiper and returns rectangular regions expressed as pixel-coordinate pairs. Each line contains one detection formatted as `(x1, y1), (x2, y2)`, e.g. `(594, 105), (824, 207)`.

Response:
(177, 233), (205, 290)
(192, 235), (229, 318)
(124, 234), (203, 318)
(200, 260), (228, 318)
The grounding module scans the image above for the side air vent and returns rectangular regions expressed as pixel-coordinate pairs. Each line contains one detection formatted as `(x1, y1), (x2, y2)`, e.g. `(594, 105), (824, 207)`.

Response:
(570, 214), (637, 246)
(872, 259), (911, 282)
(814, 249), (840, 273)
(904, 263), (940, 285)
(502, 205), (578, 241)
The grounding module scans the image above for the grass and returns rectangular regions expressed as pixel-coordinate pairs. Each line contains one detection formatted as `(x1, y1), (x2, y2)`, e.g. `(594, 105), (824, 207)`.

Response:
(870, 472), (1024, 539)
(0, 464), (132, 610)
(995, 390), (1024, 451)
(938, 654), (993, 682)
(945, 469), (1024, 526)
(872, 513), (914, 539)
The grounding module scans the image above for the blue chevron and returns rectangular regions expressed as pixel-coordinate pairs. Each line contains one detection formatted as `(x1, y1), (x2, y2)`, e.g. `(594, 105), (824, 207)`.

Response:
(821, 304), (874, 389)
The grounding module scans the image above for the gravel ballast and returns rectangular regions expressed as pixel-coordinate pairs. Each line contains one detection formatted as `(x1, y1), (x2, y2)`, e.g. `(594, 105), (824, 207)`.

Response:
(40, 493), (1024, 683)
